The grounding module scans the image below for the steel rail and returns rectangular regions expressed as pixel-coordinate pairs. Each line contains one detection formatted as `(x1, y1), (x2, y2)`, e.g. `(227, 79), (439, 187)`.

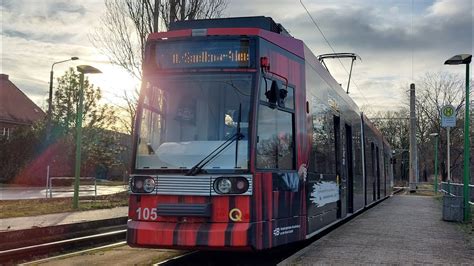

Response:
(21, 242), (127, 265)
(0, 229), (126, 264)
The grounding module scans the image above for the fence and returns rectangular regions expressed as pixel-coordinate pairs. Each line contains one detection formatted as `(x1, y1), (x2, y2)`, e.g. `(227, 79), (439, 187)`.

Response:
(45, 176), (97, 199)
(440, 182), (474, 205)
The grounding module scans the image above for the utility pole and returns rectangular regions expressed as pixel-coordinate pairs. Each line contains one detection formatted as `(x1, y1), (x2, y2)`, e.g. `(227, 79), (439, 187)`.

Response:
(409, 83), (417, 192)
(153, 0), (159, 32)
(169, 0), (177, 24)
(434, 135), (439, 194)
(447, 126), (451, 183)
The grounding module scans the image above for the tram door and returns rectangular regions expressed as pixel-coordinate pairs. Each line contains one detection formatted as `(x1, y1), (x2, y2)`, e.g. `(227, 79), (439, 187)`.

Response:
(345, 124), (354, 214)
(371, 143), (376, 202)
(334, 116), (345, 219)
(376, 146), (381, 199)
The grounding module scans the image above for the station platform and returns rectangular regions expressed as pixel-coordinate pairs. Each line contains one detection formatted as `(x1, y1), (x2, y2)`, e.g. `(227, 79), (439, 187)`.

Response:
(0, 206), (128, 231)
(281, 194), (474, 265)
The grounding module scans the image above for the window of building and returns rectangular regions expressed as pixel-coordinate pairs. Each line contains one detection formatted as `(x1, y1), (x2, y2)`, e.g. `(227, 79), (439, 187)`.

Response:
(1, 128), (10, 139)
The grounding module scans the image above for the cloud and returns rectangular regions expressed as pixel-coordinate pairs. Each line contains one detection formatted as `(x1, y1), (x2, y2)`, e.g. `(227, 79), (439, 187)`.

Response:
(427, 0), (472, 17)
(231, 0), (472, 110)
(1, 0), (102, 45)
(2, 0), (472, 113)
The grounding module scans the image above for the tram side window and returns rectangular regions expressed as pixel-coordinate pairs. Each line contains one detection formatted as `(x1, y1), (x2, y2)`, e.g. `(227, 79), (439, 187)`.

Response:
(256, 78), (295, 170)
(310, 101), (336, 174)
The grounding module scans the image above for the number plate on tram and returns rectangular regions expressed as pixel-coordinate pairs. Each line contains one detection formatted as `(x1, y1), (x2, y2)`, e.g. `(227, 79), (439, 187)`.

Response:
(136, 207), (158, 221)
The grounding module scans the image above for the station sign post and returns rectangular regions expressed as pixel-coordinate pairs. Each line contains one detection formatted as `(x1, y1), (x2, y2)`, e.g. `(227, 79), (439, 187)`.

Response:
(441, 104), (456, 194)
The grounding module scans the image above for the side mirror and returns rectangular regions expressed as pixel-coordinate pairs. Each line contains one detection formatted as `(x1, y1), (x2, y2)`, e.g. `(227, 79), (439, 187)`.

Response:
(278, 88), (288, 107)
(265, 80), (279, 104)
(265, 79), (288, 107)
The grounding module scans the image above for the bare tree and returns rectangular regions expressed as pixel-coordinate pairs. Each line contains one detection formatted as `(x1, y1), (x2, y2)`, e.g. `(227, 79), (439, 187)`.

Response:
(371, 108), (410, 152)
(371, 109), (410, 184)
(90, 0), (227, 79)
(161, 0), (227, 29)
(414, 72), (467, 182)
(374, 72), (468, 183)
(114, 88), (140, 136)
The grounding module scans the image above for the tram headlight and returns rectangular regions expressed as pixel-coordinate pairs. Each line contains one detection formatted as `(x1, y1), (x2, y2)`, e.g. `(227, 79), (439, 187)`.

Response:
(143, 178), (156, 193)
(213, 177), (249, 195)
(131, 176), (155, 193)
(215, 178), (232, 194)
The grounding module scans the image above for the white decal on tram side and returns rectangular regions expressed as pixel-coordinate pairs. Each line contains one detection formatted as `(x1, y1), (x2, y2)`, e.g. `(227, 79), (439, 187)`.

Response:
(273, 224), (301, 237)
(310, 181), (339, 207)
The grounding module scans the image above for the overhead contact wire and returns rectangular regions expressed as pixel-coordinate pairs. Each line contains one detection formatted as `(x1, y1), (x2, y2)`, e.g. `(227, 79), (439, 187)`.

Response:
(299, 0), (372, 110)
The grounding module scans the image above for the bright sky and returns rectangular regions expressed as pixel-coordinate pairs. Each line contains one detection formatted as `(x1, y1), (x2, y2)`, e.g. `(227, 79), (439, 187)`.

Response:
(1, 0), (472, 112)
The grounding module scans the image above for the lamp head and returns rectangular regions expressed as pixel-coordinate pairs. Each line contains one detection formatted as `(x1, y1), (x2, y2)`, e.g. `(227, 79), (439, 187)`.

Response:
(429, 133), (439, 137)
(444, 54), (472, 65)
(71, 57), (79, 60)
(77, 65), (102, 74)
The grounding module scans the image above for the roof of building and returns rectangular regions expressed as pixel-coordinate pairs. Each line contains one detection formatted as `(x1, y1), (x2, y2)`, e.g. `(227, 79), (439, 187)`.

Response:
(0, 74), (45, 126)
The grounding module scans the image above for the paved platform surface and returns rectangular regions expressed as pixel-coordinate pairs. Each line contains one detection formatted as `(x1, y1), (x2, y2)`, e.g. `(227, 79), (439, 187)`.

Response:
(0, 185), (127, 200)
(0, 206), (128, 231)
(281, 195), (474, 265)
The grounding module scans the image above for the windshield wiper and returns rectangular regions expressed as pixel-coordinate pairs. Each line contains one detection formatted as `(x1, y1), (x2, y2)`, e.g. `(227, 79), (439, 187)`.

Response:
(185, 132), (243, 176)
(234, 103), (242, 168)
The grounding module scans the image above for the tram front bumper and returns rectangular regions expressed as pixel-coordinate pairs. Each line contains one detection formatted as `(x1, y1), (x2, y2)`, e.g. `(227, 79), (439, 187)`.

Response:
(127, 220), (254, 250)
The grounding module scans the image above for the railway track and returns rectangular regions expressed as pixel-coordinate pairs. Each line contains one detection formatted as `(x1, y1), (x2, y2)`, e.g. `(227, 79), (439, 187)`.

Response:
(0, 220), (127, 265)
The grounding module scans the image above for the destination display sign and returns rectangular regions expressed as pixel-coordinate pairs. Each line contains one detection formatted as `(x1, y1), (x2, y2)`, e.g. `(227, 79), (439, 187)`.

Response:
(155, 40), (251, 69)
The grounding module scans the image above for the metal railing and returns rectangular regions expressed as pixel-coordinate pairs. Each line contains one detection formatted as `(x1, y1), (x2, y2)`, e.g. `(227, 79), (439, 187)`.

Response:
(46, 176), (97, 199)
(440, 182), (474, 205)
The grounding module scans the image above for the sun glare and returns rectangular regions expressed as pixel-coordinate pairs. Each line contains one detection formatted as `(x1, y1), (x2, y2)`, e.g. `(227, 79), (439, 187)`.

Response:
(86, 63), (140, 105)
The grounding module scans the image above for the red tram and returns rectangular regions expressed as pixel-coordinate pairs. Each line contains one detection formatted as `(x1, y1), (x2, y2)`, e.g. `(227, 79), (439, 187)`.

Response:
(127, 16), (393, 251)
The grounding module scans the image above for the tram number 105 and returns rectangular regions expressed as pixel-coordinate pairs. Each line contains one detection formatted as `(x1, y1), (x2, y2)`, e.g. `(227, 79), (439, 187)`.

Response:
(136, 207), (158, 220)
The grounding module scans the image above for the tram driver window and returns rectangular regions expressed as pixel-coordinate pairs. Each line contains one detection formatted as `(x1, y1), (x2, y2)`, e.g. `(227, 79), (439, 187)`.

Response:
(256, 78), (295, 170)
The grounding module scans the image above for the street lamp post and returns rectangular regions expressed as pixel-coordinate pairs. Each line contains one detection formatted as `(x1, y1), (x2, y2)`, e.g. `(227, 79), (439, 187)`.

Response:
(429, 133), (439, 194)
(47, 57), (79, 142)
(73, 65), (102, 209)
(444, 54), (472, 222)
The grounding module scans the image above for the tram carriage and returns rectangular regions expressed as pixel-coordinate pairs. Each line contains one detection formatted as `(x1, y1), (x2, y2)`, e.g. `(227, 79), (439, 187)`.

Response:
(127, 16), (393, 250)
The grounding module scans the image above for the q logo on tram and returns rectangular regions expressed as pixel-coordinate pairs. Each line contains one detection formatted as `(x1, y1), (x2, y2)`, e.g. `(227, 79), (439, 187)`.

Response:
(229, 208), (242, 222)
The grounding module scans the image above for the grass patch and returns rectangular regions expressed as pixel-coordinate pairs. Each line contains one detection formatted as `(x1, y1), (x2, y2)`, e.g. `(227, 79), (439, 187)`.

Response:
(414, 190), (436, 196)
(458, 210), (474, 249)
(0, 192), (129, 218)
(402, 183), (437, 196)
(434, 194), (443, 202)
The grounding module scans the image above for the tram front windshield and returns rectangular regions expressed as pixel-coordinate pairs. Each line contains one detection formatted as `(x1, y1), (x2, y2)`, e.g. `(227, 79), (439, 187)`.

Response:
(136, 73), (252, 171)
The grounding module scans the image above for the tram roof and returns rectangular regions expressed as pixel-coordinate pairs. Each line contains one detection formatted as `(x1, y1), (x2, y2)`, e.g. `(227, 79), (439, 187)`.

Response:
(169, 16), (291, 37)
(148, 21), (305, 59)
